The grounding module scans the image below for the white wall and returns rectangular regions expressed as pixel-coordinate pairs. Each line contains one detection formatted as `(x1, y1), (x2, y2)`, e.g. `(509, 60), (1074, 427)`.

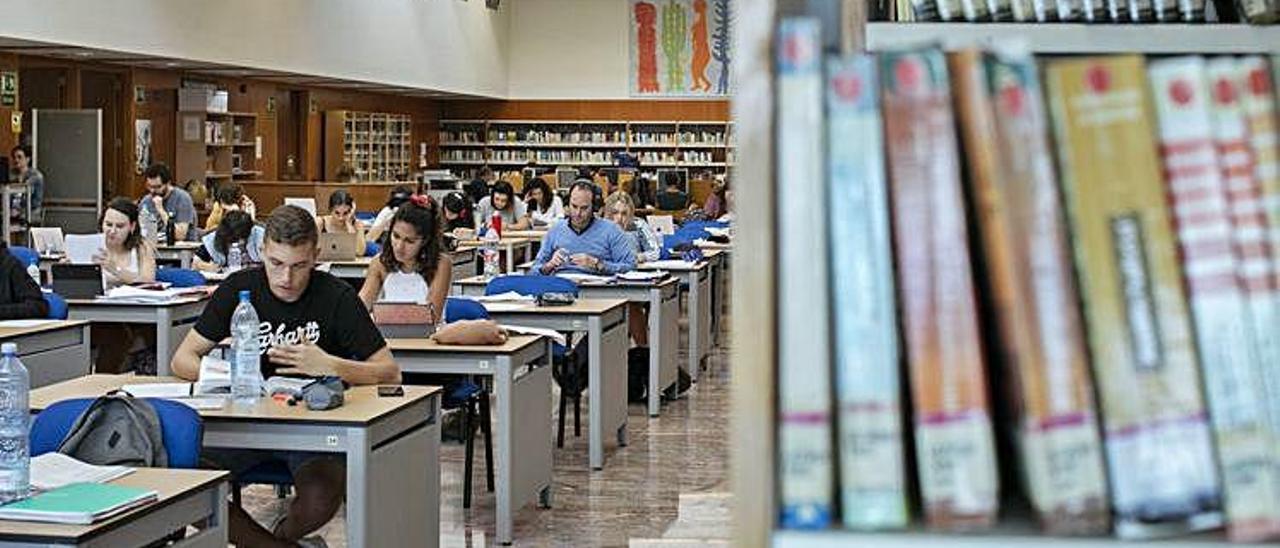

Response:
(0, 0), (511, 98)
(506, 0), (633, 99)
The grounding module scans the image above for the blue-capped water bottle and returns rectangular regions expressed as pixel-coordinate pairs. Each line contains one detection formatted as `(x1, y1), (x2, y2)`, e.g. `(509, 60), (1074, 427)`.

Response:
(0, 343), (29, 503)
(231, 290), (262, 404)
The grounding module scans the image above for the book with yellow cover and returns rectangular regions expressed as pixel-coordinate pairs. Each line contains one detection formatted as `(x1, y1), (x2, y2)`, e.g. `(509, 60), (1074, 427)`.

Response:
(1046, 55), (1222, 539)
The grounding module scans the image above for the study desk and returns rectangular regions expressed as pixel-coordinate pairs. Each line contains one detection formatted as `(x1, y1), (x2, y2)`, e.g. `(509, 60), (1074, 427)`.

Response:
(453, 276), (679, 418)
(0, 468), (229, 548)
(327, 247), (478, 284)
(0, 320), (90, 388)
(471, 299), (630, 468)
(388, 335), (553, 545)
(66, 296), (209, 376)
(155, 242), (203, 269)
(32, 375), (442, 548)
(456, 238), (535, 274)
(639, 261), (714, 382)
(704, 249), (728, 346)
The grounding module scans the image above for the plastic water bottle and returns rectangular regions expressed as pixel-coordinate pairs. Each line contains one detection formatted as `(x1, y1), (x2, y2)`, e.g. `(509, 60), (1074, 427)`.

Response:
(0, 343), (30, 503)
(25, 264), (39, 285)
(227, 242), (243, 273)
(230, 290), (262, 404)
(482, 215), (501, 278)
(140, 208), (157, 245)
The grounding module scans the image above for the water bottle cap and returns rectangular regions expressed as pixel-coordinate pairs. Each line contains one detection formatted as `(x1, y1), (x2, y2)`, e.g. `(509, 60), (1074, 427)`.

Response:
(238, 289), (250, 301)
(1, 343), (15, 355)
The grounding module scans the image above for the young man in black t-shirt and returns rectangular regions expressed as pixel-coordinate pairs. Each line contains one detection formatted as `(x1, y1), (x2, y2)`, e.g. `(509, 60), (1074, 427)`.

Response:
(172, 205), (399, 548)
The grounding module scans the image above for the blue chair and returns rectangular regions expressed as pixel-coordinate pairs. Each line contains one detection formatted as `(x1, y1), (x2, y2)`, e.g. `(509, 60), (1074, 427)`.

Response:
(9, 246), (38, 269)
(156, 267), (207, 288)
(483, 275), (585, 448)
(42, 291), (67, 320)
(233, 461), (294, 507)
(444, 297), (489, 323)
(31, 397), (203, 469)
(355, 212), (377, 224)
(364, 241), (381, 258)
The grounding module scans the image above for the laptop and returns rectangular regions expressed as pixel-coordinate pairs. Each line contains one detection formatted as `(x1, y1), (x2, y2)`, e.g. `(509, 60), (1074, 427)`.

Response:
(30, 228), (65, 256)
(317, 232), (361, 262)
(51, 264), (104, 299)
(648, 215), (676, 237)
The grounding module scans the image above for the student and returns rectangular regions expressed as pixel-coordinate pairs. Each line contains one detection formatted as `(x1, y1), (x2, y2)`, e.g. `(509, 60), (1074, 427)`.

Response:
(655, 172), (689, 211)
(138, 163), (198, 241)
(531, 182), (636, 275)
(703, 179), (728, 220)
(203, 183), (257, 231)
(193, 211), (264, 273)
(358, 196), (450, 319)
(605, 191), (661, 264)
(442, 191), (475, 235)
(366, 185), (414, 243)
(523, 178), (564, 227)
(463, 166), (495, 205)
(171, 205), (399, 548)
(11, 145), (43, 226)
(315, 189), (365, 241)
(475, 181), (530, 231)
(95, 198), (157, 288)
(0, 242), (47, 320)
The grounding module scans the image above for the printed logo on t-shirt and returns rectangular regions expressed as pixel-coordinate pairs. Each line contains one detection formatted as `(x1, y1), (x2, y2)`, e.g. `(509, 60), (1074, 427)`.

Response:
(257, 321), (320, 354)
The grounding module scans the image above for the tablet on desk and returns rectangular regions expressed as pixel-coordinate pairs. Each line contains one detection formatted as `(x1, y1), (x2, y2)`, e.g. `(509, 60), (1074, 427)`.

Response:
(50, 264), (104, 299)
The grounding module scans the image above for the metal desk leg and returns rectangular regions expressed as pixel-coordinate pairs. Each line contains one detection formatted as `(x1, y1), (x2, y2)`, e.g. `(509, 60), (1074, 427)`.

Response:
(647, 289), (663, 418)
(495, 349), (554, 544)
(156, 308), (173, 376)
(588, 314), (628, 470)
(687, 271), (702, 382)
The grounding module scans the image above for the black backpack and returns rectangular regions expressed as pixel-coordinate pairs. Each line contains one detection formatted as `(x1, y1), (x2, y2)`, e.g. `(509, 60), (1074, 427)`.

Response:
(628, 347), (649, 403)
(553, 337), (589, 397)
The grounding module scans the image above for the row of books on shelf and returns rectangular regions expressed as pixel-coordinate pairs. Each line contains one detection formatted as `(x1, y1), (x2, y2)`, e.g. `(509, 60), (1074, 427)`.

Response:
(886, 0), (1276, 21)
(488, 130), (625, 144)
(489, 150), (617, 163)
(777, 16), (1280, 543)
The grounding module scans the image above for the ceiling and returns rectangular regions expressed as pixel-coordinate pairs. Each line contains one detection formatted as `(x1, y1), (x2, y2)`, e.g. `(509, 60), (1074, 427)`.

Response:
(0, 35), (483, 100)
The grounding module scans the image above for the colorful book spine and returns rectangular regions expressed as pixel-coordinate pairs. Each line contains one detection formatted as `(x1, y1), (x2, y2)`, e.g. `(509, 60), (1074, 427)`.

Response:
(826, 54), (907, 531)
(881, 48), (999, 531)
(951, 49), (1110, 536)
(775, 17), (833, 530)
(1150, 56), (1280, 543)
(1045, 55), (1222, 540)
(1237, 56), (1280, 440)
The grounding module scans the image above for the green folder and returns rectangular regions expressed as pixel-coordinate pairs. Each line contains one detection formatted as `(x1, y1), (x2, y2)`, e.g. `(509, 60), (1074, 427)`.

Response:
(0, 482), (158, 525)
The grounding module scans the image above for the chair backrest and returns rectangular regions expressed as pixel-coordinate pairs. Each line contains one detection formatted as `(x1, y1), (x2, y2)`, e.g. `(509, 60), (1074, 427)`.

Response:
(9, 246), (38, 268)
(364, 240), (381, 258)
(42, 291), (68, 320)
(156, 267), (206, 288)
(444, 297), (490, 323)
(485, 274), (579, 297)
(31, 397), (203, 469)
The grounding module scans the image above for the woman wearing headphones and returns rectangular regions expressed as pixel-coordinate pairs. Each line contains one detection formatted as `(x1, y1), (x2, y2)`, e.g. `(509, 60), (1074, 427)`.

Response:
(358, 195), (451, 322)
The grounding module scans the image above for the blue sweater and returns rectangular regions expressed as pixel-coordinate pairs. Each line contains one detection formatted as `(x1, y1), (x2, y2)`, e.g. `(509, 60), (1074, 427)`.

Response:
(531, 218), (636, 275)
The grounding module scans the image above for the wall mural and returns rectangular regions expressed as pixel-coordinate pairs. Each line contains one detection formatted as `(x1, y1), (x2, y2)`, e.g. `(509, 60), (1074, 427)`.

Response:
(630, 0), (732, 97)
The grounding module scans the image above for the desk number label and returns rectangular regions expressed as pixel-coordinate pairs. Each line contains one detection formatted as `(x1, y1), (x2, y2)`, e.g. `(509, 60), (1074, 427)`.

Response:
(326, 435), (339, 447)
(479, 360), (491, 370)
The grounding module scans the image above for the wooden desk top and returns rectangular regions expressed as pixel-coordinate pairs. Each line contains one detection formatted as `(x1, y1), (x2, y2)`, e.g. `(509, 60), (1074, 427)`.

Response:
(456, 237), (535, 248)
(0, 468), (228, 543)
(389, 334), (543, 354)
(65, 295), (210, 308)
(156, 242), (202, 251)
(0, 320), (87, 339)
(456, 274), (678, 290)
(481, 298), (627, 316)
(31, 375), (440, 425)
(496, 230), (549, 239)
(637, 260), (709, 273)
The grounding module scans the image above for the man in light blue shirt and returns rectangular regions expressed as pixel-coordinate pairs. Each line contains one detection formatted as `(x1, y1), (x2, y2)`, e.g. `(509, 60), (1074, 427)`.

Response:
(532, 181), (636, 275)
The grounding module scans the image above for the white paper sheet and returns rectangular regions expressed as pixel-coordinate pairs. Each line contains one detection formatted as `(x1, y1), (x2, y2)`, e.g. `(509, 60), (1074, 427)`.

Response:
(29, 453), (134, 492)
(64, 234), (105, 265)
(555, 273), (613, 284)
(499, 324), (568, 346)
(618, 270), (668, 280)
(195, 355), (233, 395)
(283, 198), (317, 217)
(100, 286), (195, 303)
(470, 292), (536, 303)
(0, 319), (58, 328)
(121, 383), (193, 398)
(483, 302), (534, 313)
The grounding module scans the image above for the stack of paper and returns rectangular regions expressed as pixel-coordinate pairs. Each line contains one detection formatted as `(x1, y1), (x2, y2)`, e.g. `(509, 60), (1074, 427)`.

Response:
(64, 234), (104, 265)
(0, 482), (157, 525)
(470, 292), (536, 303)
(499, 324), (568, 346)
(29, 453), (133, 492)
(100, 286), (200, 304)
(555, 273), (613, 284)
(618, 270), (668, 281)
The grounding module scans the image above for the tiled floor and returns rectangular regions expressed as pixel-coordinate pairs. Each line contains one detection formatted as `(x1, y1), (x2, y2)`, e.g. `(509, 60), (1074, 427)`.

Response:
(243, 311), (734, 547)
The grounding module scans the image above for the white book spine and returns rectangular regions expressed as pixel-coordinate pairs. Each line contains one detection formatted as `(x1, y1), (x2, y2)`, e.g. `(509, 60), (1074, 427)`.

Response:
(776, 17), (834, 530)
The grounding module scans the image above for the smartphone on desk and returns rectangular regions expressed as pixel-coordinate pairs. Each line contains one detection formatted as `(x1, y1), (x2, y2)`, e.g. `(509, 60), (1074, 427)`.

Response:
(378, 385), (405, 397)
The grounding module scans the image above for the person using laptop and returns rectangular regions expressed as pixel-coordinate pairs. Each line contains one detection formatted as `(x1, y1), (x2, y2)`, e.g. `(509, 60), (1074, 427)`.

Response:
(523, 178), (564, 227)
(193, 211), (264, 272)
(138, 163), (198, 241)
(358, 196), (450, 317)
(475, 180), (531, 231)
(203, 183), (257, 232)
(315, 189), (365, 241)
(532, 182), (636, 276)
(171, 205), (399, 548)
(0, 242), (47, 320)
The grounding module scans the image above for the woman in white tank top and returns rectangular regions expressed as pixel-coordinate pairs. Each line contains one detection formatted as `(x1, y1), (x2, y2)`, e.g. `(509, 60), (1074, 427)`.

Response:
(96, 197), (156, 288)
(358, 196), (451, 323)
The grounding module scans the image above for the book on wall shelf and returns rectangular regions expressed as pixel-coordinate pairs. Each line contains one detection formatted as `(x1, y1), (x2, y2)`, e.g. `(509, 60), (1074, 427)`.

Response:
(873, 0), (1277, 22)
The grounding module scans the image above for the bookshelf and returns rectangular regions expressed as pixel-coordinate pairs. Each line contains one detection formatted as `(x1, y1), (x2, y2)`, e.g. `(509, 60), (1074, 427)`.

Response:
(732, 4), (1280, 548)
(324, 110), (413, 181)
(437, 119), (734, 172)
(175, 111), (259, 189)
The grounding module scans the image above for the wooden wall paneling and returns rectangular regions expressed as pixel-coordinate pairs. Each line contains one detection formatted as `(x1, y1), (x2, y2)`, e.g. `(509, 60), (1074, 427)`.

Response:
(19, 66), (72, 137)
(128, 68), (178, 200)
(304, 91), (322, 181)
(79, 69), (126, 198)
(0, 53), (20, 156)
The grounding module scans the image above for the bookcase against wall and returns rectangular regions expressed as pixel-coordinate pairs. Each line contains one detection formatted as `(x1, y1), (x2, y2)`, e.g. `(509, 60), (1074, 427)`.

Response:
(175, 111), (259, 189)
(438, 119), (734, 172)
(732, 1), (1280, 547)
(323, 110), (413, 182)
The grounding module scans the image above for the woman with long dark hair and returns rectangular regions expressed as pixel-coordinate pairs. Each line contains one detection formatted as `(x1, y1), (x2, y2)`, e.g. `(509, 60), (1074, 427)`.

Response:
(358, 195), (451, 322)
(522, 178), (564, 227)
(193, 210), (264, 272)
(95, 197), (156, 287)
